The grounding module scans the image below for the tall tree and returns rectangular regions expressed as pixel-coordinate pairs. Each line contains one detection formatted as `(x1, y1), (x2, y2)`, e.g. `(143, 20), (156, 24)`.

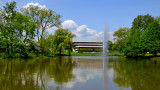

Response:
(132, 14), (154, 33)
(2, 1), (17, 54)
(0, 1), (36, 57)
(21, 5), (61, 41)
(124, 14), (154, 57)
(21, 5), (41, 41)
(139, 21), (160, 56)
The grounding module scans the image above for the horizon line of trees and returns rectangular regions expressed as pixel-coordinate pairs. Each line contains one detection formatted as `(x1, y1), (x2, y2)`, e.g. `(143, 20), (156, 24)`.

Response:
(0, 1), (75, 58)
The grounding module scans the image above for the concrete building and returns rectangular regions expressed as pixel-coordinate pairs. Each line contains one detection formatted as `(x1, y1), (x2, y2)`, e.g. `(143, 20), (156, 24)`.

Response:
(73, 40), (103, 52)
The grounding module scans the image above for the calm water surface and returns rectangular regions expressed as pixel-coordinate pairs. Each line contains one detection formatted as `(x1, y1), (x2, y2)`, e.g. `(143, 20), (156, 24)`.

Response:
(0, 56), (160, 90)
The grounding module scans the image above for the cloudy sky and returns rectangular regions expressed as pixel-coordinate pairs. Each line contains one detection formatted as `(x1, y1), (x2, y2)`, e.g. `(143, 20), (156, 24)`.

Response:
(0, 0), (160, 41)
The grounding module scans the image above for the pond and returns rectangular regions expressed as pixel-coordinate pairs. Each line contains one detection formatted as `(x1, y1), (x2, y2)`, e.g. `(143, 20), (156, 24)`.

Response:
(0, 56), (160, 90)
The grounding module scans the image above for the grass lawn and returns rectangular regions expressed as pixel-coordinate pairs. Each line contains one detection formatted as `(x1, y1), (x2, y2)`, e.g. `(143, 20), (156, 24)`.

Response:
(70, 50), (123, 56)
(108, 50), (124, 56)
(71, 52), (102, 56)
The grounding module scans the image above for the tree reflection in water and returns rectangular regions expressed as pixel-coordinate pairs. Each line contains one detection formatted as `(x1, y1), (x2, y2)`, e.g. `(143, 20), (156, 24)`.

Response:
(48, 56), (75, 84)
(112, 58), (160, 90)
(0, 57), (75, 90)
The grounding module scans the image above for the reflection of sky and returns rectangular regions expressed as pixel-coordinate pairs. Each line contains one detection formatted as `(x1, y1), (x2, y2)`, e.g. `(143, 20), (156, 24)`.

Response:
(31, 56), (131, 90)
(64, 68), (102, 88)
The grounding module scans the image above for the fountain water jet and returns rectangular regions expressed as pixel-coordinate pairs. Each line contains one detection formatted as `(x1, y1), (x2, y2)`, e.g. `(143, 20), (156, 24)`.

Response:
(103, 25), (109, 90)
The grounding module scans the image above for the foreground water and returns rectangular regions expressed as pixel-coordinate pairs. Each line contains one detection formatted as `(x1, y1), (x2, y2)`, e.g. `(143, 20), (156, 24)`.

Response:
(0, 56), (160, 90)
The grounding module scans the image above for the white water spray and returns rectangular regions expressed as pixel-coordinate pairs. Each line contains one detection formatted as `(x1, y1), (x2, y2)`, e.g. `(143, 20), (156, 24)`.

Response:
(103, 25), (109, 90)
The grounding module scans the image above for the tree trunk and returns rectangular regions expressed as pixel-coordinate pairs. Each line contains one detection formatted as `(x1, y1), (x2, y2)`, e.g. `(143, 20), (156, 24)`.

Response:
(37, 27), (39, 41)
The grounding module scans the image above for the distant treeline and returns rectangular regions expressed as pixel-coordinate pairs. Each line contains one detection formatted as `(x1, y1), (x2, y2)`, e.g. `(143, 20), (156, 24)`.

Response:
(109, 14), (160, 57)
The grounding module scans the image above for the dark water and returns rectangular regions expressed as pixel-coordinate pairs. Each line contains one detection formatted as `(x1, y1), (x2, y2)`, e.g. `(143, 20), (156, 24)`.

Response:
(0, 56), (160, 90)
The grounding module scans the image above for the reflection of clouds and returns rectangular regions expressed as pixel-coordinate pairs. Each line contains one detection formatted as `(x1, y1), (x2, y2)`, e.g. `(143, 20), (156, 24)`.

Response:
(63, 66), (114, 88)
(63, 69), (102, 88)
(108, 68), (114, 78)
(63, 81), (75, 88)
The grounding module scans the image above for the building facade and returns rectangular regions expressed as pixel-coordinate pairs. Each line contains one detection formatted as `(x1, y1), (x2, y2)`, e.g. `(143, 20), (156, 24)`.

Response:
(73, 40), (103, 53)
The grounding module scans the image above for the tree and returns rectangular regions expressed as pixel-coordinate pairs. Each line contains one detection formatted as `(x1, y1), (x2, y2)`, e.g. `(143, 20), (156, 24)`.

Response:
(139, 21), (160, 56)
(21, 5), (61, 55)
(108, 40), (113, 50)
(155, 16), (160, 24)
(46, 35), (56, 54)
(21, 5), (42, 41)
(124, 14), (154, 57)
(53, 28), (75, 55)
(21, 5), (61, 41)
(2, 1), (17, 54)
(113, 27), (130, 53)
(0, 1), (36, 57)
(132, 14), (154, 33)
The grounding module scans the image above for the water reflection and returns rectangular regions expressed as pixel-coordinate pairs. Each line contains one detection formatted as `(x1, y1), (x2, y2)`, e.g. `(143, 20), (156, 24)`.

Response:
(112, 58), (160, 90)
(48, 56), (75, 84)
(0, 56), (160, 90)
(0, 57), (75, 90)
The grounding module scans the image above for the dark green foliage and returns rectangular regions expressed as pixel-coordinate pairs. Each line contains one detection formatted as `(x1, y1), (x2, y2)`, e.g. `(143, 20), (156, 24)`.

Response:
(108, 40), (113, 50)
(124, 14), (155, 57)
(139, 21), (160, 56)
(131, 14), (154, 33)
(124, 28), (141, 57)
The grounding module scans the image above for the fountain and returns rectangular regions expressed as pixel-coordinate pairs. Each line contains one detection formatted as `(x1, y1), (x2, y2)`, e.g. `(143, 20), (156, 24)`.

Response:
(103, 25), (109, 90)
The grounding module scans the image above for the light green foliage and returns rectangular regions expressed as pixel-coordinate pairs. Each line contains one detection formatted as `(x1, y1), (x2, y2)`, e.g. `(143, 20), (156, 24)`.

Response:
(53, 28), (75, 55)
(21, 5), (41, 41)
(124, 14), (154, 57)
(39, 9), (61, 54)
(113, 27), (130, 53)
(46, 35), (56, 54)
(21, 4), (61, 55)
(139, 21), (160, 56)
(21, 5), (61, 41)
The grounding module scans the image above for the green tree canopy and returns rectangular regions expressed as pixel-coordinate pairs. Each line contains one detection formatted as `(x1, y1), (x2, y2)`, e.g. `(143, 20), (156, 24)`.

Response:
(124, 14), (154, 57)
(113, 27), (130, 52)
(0, 1), (36, 57)
(132, 14), (154, 33)
(21, 5), (61, 41)
(53, 28), (76, 55)
(139, 21), (160, 56)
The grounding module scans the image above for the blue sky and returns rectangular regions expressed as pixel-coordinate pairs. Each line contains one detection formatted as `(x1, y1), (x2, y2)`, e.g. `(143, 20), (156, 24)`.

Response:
(0, 0), (160, 41)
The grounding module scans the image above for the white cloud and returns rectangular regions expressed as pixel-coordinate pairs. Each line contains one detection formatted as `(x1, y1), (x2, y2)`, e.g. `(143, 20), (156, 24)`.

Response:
(23, 2), (46, 9)
(61, 20), (78, 30)
(61, 20), (114, 41)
